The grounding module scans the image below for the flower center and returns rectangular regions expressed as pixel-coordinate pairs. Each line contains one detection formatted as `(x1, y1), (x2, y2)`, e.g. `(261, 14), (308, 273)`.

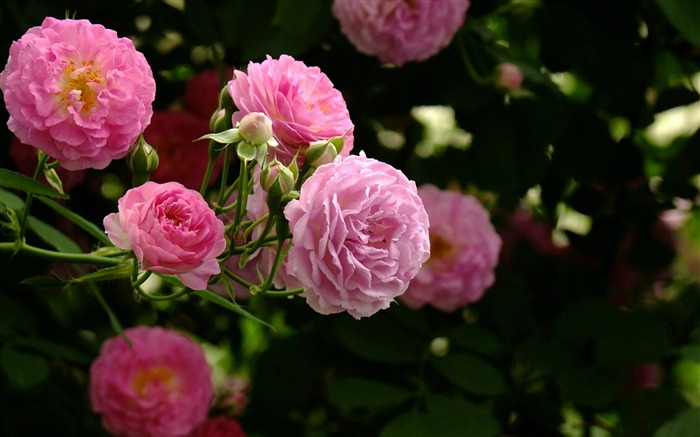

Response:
(429, 235), (456, 262)
(131, 364), (181, 398)
(56, 59), (103, 113)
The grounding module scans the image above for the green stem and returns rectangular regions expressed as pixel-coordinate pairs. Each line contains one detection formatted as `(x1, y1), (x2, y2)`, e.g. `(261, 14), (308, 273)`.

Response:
(255, 234), (287, 295)
(19, 151), (50, 243)
(264, 288), (304, 297)
(233, 159), (250, 229)
(200, 140), (217, 196)
(132, 270), (152, 289)
(217, 146), (232, 209)
(223, 267), (255, 290)
(135, 284), (190, 302)
(456, 34), (492, 86)
(0, 242), (122, 265)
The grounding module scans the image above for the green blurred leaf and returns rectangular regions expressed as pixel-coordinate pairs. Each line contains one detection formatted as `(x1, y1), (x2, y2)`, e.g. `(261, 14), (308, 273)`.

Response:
(680, 345), (700, 362)
(431, 353), (507, 396)
(0, 169), (68, 199)
(379, 394), (500, 437)
(27, 215), (82, 253)
(0, 343), (50, 389)
(334, 313), (424, 364)
(13, 337), (92, 365)
(69, 261), (132, 284)
(193, 290), (274, 330)
(556, 366), (616, 409)
(37, 197), (111, 246)
(654, 407), (700, 437)
(21, 276), (69, 288)
(656, 0), (700, 46)
(0, 187), (24, 210)
(446, 324), (502, 358)
(327, 377), (414, 413)
(273, 0), (323, 36)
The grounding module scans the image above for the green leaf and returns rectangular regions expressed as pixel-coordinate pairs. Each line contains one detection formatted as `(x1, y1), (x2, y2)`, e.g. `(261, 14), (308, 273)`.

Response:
(193, 290), (274, 330)
(654, 407), (700, 437)
(13, 337), (92, 365)
(237, 141), (257, 162)
(380, 394), (500, 437)
(0, 343), (50, 389)
(26, 215), (82, 253)
(0, 168), (68, 199)
(446, 324), (503, 358)
(556, 366), (616, 409)
(197, 128), (241, 145)
(273, 0), (323, 36)
(680, 344), (700, 362)
(37, 197), (112, 246)
(21, 276), (69, 288)
(0, 188), (24, 210)
(431, 353), (507, 396)
(69, 261), (133, 284)
(334, 313), (424, 364)
(327, 377), (414, 413)
(656, 0), (700, 46)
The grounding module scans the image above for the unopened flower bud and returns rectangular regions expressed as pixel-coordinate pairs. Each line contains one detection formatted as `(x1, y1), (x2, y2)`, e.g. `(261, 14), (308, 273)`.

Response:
(494, 63), (524, 93)
(305, 136), (344, 168)
(127, 134), (159, 186)
(238, 112), (273, 145)
(210, 108), (232, 133)
(260, 160), (296, 199)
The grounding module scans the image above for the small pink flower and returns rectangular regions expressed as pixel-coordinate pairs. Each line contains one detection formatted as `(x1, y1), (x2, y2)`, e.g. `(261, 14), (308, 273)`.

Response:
(494, 62), (524, 93)
(284, 153), (430, 319)
(144, 110), (220, 189)
(89, 326), (214, 437)
(189, 416), (247, 437)
(104, 181), (226, 290)
(185, 67), (233, 120)
(332, 0), (470, 67)
(399, 185), (501, 312)
(227, 55), (354, 166)
(0, 17), (155, 170)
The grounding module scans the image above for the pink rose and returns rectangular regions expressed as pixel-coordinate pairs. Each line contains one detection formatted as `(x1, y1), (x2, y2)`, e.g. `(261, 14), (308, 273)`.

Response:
(185, 67), (234, 120)
(103, 181), (226, 290)
(188, 416), (247, 437)
(399, 185), (501, 312)
(332, 0), (470, 67)
(284, 153), (430, 319)
(89, 326), (214, 437)
(227, 55), (354, 166)
(0, 17), (155, 170)
(494, 62), (524, 93)
(144, 110), (221, 189)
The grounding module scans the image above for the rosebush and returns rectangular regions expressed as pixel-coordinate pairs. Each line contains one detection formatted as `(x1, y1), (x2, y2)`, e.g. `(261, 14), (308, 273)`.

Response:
(1, 2), (699, 437)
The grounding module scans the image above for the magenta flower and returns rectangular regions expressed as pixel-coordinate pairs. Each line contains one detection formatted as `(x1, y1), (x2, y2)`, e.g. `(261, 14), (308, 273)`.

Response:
(399, 185), (501, 312)
(332, 0), (470, 67)
(89, 326), (214, 437)
(144, 110), (220, 189)
(284, 153), (430, 319)
(0, 17), (155, 170)
(227, 55), (354, 166)
(189, 416), (247, 437)
(104, 181), (226, 290)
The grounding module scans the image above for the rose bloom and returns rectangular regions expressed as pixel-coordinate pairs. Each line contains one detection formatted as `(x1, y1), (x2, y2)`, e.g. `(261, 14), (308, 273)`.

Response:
(189, 416), (247, 437)
(104, 181), (226, 290)
(227, 54), (354, 166)
(184, 67), (234, 120)
(399, 185), (501, 312)
(284, 153), (430, 319)
(0, 17), (155, 170)
(332, 0), (470, 67)
(89, 326), (214, 437)
(144, 110), (221, 189)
